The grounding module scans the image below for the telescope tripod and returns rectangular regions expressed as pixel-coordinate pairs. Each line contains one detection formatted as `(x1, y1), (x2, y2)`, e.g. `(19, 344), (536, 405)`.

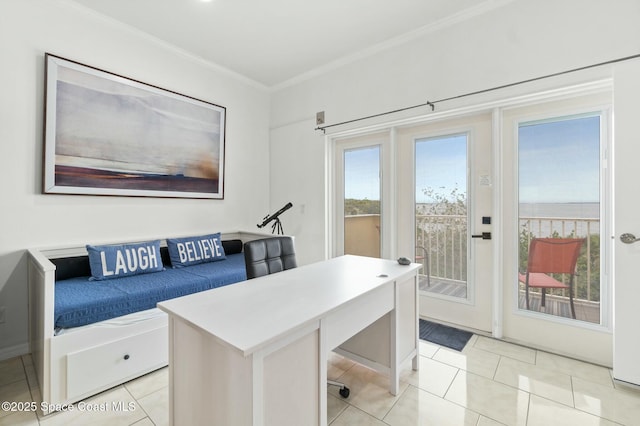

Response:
(271, 218), (284, 235)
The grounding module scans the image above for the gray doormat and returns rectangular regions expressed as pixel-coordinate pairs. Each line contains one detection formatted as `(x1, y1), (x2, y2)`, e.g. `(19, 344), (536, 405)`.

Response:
(419, 319), (472, 351)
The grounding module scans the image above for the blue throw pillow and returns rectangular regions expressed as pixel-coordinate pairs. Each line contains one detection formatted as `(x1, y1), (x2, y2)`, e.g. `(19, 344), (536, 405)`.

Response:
(167, 233), (226, 267)
(86, 240), (164, 280)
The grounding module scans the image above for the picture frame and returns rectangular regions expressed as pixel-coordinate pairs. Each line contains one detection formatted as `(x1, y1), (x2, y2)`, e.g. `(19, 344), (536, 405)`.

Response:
(43, 53), (226, 199)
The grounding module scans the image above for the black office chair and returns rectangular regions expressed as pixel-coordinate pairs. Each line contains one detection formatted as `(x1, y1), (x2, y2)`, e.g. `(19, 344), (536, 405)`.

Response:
(243, 237), (350, 398)
(244, 236), (297, 279)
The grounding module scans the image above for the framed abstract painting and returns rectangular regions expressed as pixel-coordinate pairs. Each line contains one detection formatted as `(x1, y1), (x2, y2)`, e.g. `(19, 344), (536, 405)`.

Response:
(43, 53), (226, 199)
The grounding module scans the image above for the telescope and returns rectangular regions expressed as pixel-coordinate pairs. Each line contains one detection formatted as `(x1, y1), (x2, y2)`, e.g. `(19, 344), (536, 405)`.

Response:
(257, 202), (293, 234)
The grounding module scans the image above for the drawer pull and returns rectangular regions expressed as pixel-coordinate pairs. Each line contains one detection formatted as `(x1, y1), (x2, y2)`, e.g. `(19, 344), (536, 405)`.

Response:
(123, 354), (130, 360)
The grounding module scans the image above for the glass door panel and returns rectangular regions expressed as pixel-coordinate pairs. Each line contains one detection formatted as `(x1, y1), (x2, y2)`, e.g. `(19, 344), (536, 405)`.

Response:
(500, 90), (611, 364)
(415, 134), (468, 298)
(344, 146), (381, 257)
(518, 114), (601, 323)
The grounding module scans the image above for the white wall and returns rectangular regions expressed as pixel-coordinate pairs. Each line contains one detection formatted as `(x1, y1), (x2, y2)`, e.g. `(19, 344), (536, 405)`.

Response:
(0, 0), (271, 358)
(270, 120), (327, 265)
(270, 0), (640, 262)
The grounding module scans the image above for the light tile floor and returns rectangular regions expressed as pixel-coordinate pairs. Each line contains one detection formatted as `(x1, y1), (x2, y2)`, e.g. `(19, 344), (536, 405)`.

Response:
(2, 335), (640, 425)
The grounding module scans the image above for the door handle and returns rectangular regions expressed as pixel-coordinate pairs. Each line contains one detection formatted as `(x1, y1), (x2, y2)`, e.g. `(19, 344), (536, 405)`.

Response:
(471, 232), (492, 240)
(620, 233), (640, 244)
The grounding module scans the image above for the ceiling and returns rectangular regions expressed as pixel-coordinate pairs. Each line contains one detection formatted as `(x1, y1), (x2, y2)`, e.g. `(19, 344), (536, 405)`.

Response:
(68, 0), (510, 89)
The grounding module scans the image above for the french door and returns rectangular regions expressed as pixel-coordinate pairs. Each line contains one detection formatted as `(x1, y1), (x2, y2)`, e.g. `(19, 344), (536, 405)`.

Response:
(396, 114), (494, 332)
(332, 114), (494, 333)
(499, 92), (612, 364)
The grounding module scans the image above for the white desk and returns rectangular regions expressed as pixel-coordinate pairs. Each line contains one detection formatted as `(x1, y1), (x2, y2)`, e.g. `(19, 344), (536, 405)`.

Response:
(158, 255), (421, 426)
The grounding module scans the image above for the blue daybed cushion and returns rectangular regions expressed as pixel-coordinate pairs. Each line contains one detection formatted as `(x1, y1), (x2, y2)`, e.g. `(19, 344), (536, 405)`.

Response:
(180, 255), (247, 286)
(86, 240), (164, 280)
(166, 233), (226, 267)
(55, 253), (247, 329)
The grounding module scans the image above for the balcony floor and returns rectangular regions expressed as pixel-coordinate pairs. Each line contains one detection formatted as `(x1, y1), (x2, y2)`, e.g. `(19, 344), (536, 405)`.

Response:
(419, 275), (600, 324)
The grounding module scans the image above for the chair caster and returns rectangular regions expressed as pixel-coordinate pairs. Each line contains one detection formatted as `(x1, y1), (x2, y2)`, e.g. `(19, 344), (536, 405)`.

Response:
(339, 386), (350, 398)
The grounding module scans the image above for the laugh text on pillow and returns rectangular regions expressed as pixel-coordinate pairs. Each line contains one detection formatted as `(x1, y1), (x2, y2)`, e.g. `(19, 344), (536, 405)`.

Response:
(100, 244), (160, 277)
(86, 240), (164, 280)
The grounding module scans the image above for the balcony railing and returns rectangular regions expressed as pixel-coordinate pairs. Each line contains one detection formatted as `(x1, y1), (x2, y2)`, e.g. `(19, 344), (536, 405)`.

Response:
(344, 213), (601, 307)
(416, 214), (467, 285)
(416, 214), (601, 304)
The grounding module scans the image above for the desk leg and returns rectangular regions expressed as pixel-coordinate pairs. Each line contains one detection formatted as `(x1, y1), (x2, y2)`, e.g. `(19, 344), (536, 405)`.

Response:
(412, 274), (420, 372)
(167, 318), (175, 426)
(390, 306), (399, 396)
(319, 319), (328, 426)
(391, 273), (420, 394)
(252, 355), (264, 426)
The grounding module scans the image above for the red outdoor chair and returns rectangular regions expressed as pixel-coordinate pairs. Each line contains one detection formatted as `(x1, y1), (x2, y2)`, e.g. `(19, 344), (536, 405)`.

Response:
(518, 238), (585, 319)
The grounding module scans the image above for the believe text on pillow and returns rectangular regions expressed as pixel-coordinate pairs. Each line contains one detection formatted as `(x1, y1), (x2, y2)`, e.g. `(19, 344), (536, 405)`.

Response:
(175, 237), (223, 264)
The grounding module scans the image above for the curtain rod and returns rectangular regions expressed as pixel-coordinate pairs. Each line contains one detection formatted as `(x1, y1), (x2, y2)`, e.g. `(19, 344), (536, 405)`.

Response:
(315, 53), (640, 133)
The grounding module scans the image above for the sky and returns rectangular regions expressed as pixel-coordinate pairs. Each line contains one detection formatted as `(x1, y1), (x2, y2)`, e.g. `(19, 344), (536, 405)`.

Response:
(518, 115), (600, 203)
(344, 115), (600, 204)
(415, 134), (466, 204)
(344, 146), (380, 200)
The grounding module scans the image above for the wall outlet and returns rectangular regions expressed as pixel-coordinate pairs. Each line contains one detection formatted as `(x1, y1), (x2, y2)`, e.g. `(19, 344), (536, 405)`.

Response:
(0, 306), (5, 324)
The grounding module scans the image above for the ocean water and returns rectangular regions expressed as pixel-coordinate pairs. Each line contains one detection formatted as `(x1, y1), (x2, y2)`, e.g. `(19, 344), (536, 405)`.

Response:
(519, 203), (600, 237)
(518, 203), (599, 219)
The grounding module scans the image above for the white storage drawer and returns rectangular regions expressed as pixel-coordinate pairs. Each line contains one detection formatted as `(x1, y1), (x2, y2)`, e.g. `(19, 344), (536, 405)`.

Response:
(66, 326), (167, 398)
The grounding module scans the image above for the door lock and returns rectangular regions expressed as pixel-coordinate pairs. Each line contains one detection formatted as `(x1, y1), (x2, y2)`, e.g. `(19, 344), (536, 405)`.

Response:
(471, 232), (492, 240)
